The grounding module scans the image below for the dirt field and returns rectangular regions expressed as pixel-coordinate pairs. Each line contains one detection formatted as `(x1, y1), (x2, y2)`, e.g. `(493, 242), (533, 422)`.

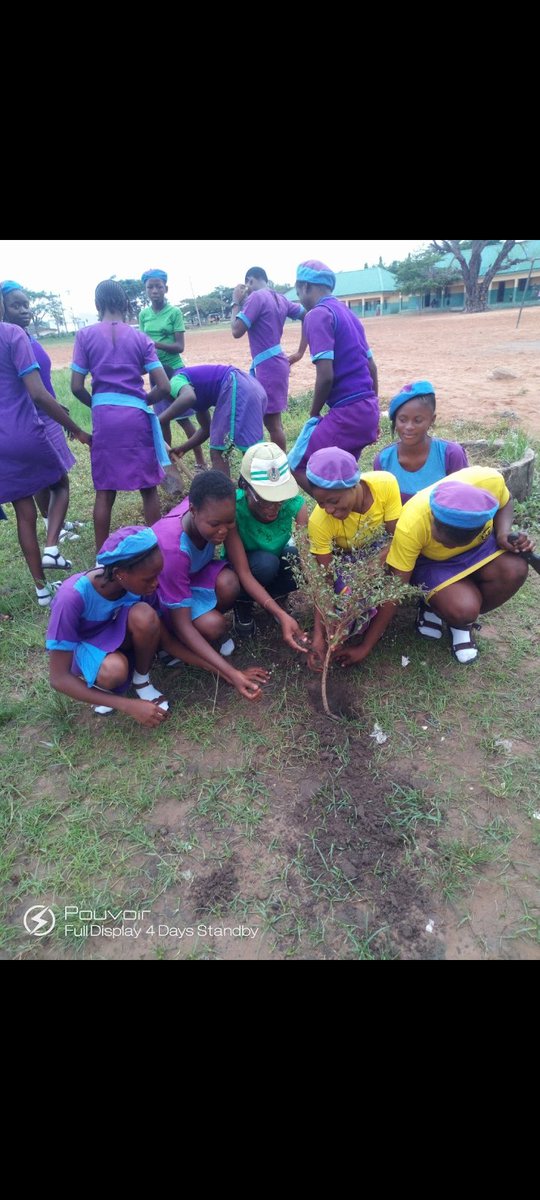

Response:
(49, 307), (540, 433)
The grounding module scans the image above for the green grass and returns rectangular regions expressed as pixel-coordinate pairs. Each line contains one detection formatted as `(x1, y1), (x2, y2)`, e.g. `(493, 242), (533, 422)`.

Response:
(1, 368), (539, 959)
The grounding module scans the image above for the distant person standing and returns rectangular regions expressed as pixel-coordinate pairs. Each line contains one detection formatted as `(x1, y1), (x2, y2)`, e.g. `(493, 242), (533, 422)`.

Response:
(71, 280), (171, 549)
(0, 286), (91, 607)
(231, 267), (305, 452)
(139, 269), (206, 468)
(1, 281), (81, 545)
(288, 261), (379, 494)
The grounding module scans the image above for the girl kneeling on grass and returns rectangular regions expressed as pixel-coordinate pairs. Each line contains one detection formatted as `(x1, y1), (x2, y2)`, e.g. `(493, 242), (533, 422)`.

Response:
(152, 471), (309, 700)
(386, 466), (534, 663)
(306, 448), (402, 671)
(46, 527), (172, 725)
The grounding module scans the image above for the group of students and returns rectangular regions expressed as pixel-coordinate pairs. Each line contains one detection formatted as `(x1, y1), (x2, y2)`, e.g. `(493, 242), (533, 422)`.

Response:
(1, 257), (535, 727)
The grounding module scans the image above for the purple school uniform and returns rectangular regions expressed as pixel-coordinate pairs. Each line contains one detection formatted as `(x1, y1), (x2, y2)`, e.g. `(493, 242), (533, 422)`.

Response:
(296, 297), (379, 469)
(373, 439), (469, 502)
(153, 498), (228, 622)
(0, 324), (66, 504)
(71, 322), (164, 491)
(46, 570), (160, 686)
(31, 338), (76, 473)
(238, 289), (304, 414)
(174, 364), (267, 450)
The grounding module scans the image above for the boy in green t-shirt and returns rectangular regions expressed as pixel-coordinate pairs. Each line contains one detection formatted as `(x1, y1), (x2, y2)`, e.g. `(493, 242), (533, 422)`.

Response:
(229, 442), (308, 636)
(139, 270), (206, 468)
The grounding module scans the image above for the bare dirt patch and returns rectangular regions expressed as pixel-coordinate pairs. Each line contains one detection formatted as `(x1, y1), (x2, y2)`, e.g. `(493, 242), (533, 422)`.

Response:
(47, 307), (540, 433)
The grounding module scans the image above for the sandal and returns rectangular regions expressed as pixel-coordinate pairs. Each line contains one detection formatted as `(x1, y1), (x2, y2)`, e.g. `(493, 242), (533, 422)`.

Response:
(448, 623), (481, 664)
(42, 549), (72, 570)
(415, 599), (443, 639)
(133, 677), (169, 710)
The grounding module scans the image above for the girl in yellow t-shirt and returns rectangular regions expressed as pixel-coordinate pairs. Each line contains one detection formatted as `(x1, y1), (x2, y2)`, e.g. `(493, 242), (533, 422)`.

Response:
(306, 447), (402, 670)
(386, 467), (534, 663)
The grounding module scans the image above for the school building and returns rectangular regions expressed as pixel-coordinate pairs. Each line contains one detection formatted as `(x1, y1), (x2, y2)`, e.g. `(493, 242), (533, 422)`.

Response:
(286, 241), (540, 315)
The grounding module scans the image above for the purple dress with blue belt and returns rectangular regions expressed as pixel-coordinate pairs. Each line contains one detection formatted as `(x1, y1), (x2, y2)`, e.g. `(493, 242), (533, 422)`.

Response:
(153, 498), (228, 623)
(296, 297), (379, 469)
(237, 289), (304, 414)
(0, 324), (66, 503)
(31, 338), (76, 473)
(71, 322), (166, 491)
(172, 363), (267, 450)
(45, 524), (161, 687)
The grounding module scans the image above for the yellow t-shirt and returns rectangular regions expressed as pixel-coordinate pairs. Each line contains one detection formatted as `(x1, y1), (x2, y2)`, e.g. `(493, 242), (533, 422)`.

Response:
(386, 466), (510, 573)
(308, 472), (402, 556)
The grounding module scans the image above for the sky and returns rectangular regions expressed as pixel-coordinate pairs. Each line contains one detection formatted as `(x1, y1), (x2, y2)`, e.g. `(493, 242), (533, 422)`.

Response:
(0, 240), (429, 322)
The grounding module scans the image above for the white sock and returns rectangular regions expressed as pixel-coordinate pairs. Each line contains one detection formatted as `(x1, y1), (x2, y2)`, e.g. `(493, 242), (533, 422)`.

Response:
(92, 685), (114, 714)
(133, 671), (163, 701)
(35, 583), (53, 607)
(419, 605), (443, 639)
(450, 626), (478, 664)
(44, 544), (58, 555)
(220, 638), (235, 657)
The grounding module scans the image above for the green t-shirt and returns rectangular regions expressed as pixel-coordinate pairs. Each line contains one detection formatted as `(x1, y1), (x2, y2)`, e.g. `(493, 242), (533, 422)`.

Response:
(139, 302), (185, 370)
(222, 489), (304, 557)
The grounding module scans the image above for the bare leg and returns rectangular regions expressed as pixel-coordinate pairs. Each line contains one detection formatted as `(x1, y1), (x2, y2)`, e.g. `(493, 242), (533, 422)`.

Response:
(215, 567), (241, 612)
(476, 553), (529, 611)
(210, 448), (231, 477)
(193, 609), (229, 642)
(12, 496), (48, 586)
(124, 603), (161, 673)
(161, 419), (172, 447)
(34, 488), (50, 520)
(94, 489), (117, 550)
(178, 418), (207, 468)
(141, 486), (161, 527)
(263, 411), (287, 452)
(45, 474), (70, 547)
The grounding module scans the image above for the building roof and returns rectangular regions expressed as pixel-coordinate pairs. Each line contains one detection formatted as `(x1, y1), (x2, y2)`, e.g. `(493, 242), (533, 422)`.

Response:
(285, 265), (397, 300)
(437, 240), (540, 277)
(284, 242), (540, 302)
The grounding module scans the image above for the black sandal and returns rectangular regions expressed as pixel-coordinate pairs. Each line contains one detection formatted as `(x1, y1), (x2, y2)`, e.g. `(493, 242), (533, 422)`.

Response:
(448, 623), (481, 663)
(415, 599), (443, 639)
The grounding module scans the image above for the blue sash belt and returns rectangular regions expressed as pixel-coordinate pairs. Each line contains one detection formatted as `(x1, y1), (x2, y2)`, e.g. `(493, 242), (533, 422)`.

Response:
(92, 392), (171, 467)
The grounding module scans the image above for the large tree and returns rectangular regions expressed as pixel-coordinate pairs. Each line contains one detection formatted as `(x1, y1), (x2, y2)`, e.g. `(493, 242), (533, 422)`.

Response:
(393, 249), (461, 304)
(430, 241), (522, 312)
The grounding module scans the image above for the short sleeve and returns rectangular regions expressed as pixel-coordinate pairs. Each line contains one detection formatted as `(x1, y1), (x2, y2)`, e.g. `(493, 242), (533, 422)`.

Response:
(71, 330), (89, 374)
(304, 305), (335, 362)
(445, 442), (469, 474)
(308, 506), (336, 556)
(157, 544), (194, 608)
(171, 307), (185, 334)
(242, 290), (264, 327)
(9, 325), (39, 376)
(386, 512), (425, 573)
(286, 300), (305, 321)
(382, 474), (403, 522)
(45, 584), (84, 650)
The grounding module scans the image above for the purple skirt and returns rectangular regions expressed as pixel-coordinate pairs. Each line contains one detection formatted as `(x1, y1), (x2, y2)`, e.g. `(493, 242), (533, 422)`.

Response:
(296, 394), (379, 471)
(209, 368), (267, 451)
(40, 411), (76, 473)
(412, 531), (504, 598)
(254, 354), (289, 414)
(90, 405), (165, 491)
(0, 422), (67, 503)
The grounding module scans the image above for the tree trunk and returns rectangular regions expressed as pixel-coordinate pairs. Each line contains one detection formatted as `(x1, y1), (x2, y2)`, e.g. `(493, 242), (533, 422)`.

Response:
(464, 280), (489, 313)
(321, 648), (339, 721)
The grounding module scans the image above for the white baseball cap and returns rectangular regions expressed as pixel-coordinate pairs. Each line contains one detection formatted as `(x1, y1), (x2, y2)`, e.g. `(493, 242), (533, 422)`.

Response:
(240, 442), (299, 502)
